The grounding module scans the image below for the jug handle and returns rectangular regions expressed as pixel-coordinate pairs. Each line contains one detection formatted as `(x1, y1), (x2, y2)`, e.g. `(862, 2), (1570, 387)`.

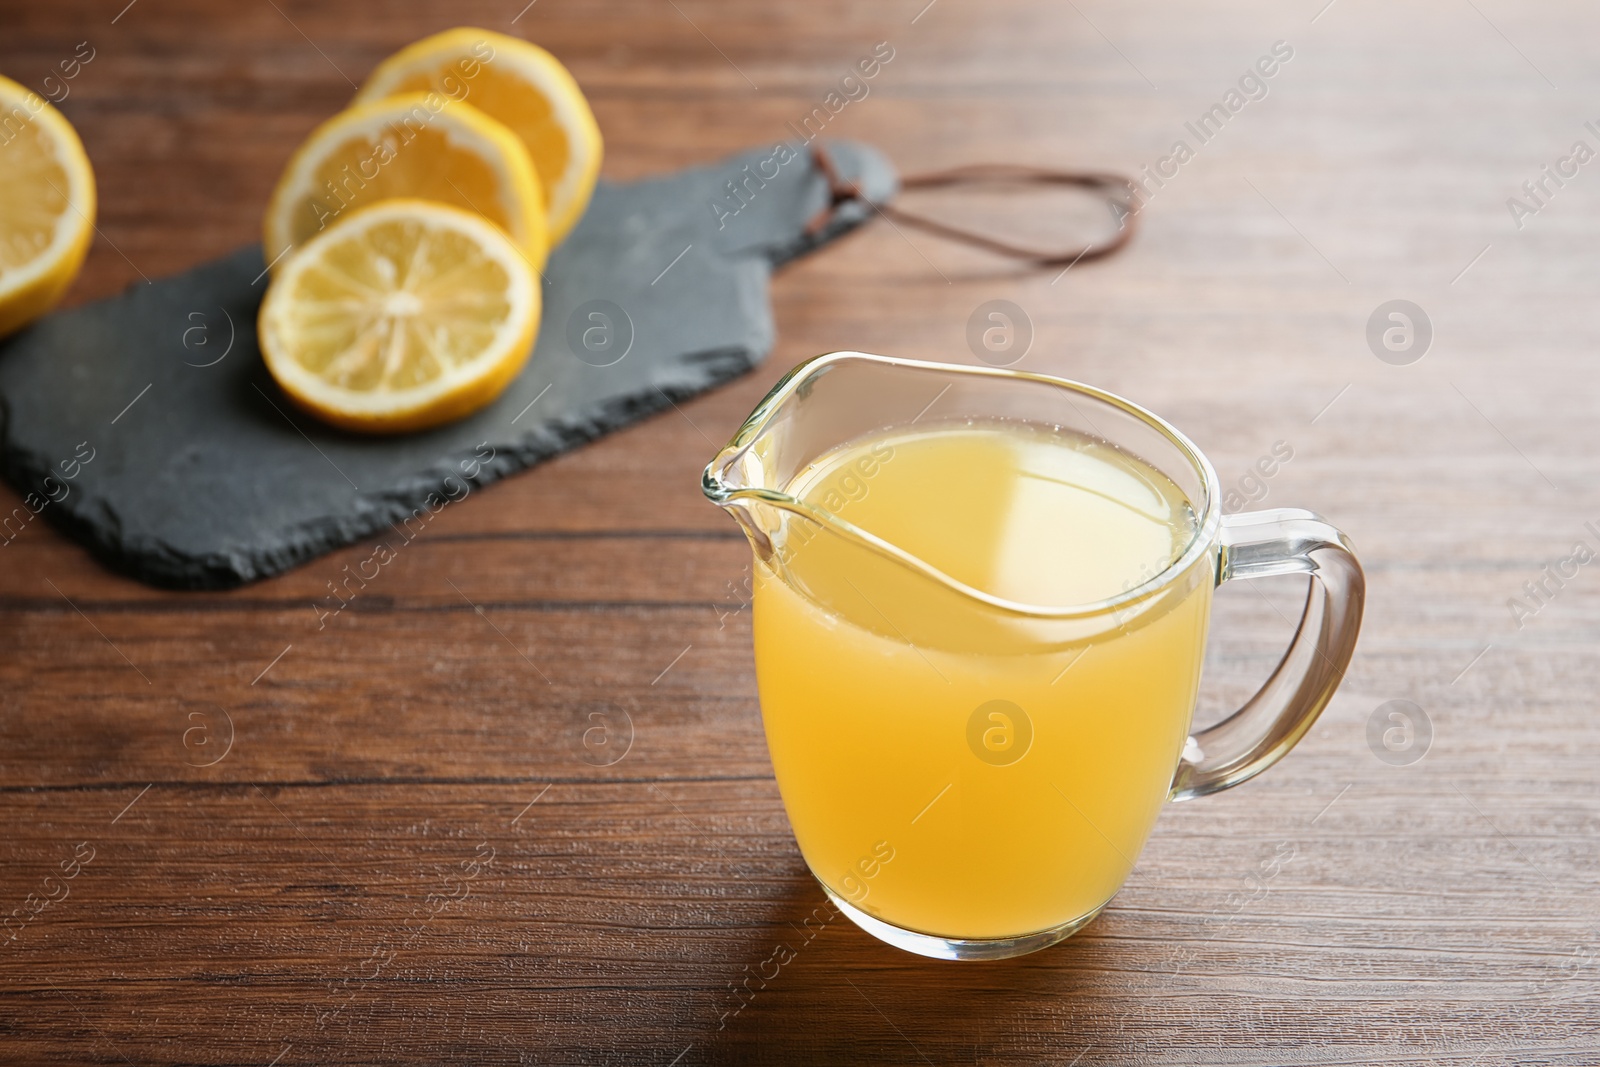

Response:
(1170, 509), (1365, 801)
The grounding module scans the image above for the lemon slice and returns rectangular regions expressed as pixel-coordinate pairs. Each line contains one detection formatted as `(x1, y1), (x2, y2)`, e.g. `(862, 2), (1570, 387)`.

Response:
(263, 93), (546, 276)
(0, 73), (95, 338)
(353, 28), (602, 246)
(258, 199), (539, 434)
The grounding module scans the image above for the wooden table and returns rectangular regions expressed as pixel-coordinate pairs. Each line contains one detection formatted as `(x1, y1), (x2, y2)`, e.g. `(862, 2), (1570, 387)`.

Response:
(3, 0), (1596, 1063)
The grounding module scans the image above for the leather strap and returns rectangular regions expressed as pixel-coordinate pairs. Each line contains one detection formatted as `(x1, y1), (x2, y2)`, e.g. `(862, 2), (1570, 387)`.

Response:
(805, 143), (1139, 268)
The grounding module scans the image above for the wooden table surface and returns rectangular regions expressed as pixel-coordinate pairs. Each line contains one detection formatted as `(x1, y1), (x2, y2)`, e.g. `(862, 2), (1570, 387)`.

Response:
(3, 0), (1597, 1063)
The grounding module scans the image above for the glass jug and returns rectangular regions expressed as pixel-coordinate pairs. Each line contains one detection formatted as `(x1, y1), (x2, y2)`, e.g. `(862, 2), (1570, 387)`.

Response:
(702, 352), (1364, 959)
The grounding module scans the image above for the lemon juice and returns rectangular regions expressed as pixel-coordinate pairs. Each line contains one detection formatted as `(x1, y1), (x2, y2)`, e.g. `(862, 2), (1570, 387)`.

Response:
(752, 421), (1212, 939)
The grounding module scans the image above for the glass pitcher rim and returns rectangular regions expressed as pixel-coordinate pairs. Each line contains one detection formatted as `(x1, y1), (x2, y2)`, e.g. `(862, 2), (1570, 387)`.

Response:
(702, 351), (1224, 621)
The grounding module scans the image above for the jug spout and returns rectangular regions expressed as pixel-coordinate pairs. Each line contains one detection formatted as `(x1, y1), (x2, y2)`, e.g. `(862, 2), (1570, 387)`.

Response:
(701, 420), (775, 560)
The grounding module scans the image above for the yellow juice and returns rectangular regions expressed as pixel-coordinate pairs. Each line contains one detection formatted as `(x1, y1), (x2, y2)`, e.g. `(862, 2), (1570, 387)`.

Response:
(752, 421), (1213, 939)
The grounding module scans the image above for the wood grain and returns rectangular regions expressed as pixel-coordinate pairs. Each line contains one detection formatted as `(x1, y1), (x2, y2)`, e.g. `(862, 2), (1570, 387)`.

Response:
(2, 0), (1598, 1063)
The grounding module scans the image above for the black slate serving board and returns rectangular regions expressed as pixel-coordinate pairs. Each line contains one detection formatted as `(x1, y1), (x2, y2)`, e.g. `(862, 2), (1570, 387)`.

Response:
(0, 140), (895, 588)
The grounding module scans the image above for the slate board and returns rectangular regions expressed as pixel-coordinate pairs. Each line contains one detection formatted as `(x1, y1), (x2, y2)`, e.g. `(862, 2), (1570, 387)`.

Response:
(0, 140), (896, 589)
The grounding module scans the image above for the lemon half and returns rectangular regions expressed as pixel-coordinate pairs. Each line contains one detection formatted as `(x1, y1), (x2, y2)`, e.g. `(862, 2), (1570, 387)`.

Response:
(353, 28), (602, 246)
(263, 93), (547, 276)
(259, 199), (539, 434)
(0, 73), (95, 338)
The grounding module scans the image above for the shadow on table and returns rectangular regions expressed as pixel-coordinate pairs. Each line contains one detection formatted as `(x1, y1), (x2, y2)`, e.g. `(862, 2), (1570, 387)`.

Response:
(705, 878), (1127, 1065)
